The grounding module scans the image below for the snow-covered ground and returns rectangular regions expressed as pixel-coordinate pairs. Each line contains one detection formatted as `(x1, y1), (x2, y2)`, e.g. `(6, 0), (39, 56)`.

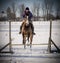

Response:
(0, 20), (60, 51)
(0, 20), (60, 63)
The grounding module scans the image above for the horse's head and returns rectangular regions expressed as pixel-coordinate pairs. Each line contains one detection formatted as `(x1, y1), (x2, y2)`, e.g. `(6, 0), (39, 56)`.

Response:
(24, 16), (29, 26)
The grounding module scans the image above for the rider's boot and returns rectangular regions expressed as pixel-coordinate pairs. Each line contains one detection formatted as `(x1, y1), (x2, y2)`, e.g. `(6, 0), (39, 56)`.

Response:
(31, 23), (36, 35)
(19, 31), (21, 34)
(19, 25), (22, 34)
(33, 32), (35, 35)
(32, 31), (36, 35)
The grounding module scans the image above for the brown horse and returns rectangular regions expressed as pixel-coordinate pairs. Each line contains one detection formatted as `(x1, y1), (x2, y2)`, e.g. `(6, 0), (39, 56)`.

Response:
(21, 16), (33, 48)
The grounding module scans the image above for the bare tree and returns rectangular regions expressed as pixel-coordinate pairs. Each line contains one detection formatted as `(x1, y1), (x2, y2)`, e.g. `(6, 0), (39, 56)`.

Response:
(19, 4), (25, 18)
(36, 2), (40, 21)
(32, 1), (40, 21)
(12, 2), (16, 20)
(42, 2), (45, 21)
(32, 2), (36, 16)
(6, 7), (11, 20)
(55, 0), (60, 19)
(43, 0), (54, 20)
(32, 2), (37, 21)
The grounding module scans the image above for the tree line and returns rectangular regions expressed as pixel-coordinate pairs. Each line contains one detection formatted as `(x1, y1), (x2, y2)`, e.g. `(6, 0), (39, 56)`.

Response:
(0, 0), (60, 21)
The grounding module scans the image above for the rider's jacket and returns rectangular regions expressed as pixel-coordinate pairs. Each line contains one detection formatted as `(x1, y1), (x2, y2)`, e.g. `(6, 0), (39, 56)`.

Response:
(23, 11), (33, 21)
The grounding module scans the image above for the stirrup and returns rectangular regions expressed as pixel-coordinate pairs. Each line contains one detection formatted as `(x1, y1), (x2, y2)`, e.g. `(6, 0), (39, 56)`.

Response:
(33, 32), (36, 35)
(19, 31), (21, 34)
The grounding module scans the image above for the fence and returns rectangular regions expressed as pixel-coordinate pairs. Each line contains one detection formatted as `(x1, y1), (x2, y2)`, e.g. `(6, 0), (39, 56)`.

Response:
(0, 20), (60, 53)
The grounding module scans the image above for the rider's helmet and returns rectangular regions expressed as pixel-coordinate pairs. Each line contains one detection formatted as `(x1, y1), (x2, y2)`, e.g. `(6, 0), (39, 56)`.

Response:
(25, 7), (30, 16)
(25, 7), (29, 10)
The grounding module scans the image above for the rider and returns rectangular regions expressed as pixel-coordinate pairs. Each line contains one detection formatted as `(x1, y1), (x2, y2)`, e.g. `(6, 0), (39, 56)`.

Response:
(19, 7), (35, 35)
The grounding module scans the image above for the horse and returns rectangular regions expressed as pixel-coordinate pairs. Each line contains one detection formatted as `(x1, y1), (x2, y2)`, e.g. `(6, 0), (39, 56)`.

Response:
(21, 16), (33, 48)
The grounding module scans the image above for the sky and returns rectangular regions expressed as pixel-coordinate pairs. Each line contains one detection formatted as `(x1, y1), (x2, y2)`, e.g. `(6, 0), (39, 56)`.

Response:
(0, 0), (41, 11)
(0, 0), (42, 17)
(0, 0), (60, 17)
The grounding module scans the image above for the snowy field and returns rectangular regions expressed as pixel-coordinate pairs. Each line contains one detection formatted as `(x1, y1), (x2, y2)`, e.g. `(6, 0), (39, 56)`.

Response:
(0, 20), (60, 51)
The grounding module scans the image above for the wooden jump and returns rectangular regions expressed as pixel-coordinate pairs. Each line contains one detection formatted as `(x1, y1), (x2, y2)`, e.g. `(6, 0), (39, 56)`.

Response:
(12, 43), (52, 46)
(0, 20), (60, 53)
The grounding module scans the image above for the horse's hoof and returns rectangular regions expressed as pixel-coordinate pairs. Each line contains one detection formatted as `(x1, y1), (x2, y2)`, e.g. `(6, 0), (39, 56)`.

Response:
(24, 46), (26, 49)
(27, 44), (29, 46)
(30, 45), (32, 48)
(24, 48), (26, 49)
(24, 45), (26, 49)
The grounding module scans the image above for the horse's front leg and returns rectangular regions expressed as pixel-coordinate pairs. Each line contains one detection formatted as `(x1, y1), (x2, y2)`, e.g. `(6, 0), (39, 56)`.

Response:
(23, 36), (26, 49)
(30, 35), (33, 48)
(22, 33), (26, 49)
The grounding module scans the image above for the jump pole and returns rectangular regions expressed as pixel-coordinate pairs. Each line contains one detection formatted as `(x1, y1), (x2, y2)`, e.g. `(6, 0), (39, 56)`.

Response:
(0, 21), (13, 53)
(48, 19), (52, 53)
(48, 20), (60, 53)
